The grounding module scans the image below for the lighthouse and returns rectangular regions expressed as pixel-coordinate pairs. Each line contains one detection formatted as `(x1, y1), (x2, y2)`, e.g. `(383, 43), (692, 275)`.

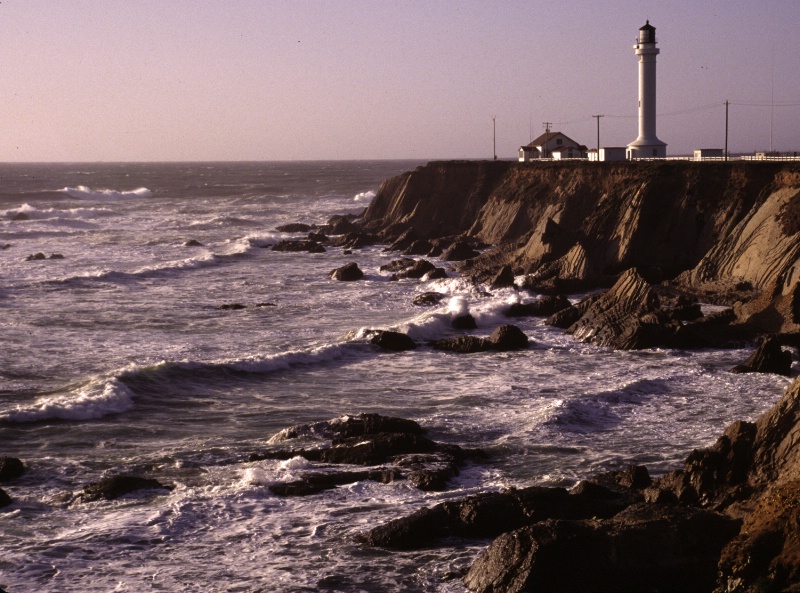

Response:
(627, 21), (667, 159)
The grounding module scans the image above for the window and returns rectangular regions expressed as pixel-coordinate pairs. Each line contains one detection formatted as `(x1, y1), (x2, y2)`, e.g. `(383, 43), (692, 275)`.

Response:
(652, 149), (657, 156)
(556, 138), (562, 145)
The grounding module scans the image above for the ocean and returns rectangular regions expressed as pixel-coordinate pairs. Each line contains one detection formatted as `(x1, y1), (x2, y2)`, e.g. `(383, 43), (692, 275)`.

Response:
(0, 161), (791, 592)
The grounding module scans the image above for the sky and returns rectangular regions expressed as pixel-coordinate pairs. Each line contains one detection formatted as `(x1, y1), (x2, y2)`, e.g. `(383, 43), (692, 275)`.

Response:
(1, 0), (798, 162)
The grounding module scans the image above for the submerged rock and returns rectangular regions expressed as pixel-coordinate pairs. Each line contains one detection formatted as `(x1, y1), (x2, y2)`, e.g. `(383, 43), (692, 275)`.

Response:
(0, 488), (11, 508)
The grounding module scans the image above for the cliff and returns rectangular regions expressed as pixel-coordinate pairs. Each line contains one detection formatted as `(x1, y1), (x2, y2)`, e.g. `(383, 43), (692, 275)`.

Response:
(363, 159), (800, 332)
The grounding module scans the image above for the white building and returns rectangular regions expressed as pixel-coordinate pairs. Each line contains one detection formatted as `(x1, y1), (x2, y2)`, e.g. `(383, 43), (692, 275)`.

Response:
(519, 132), (586, 161)
(626, 21), (667, 159)
(694, 148), (724, 160)
(588, 147), (628, 162)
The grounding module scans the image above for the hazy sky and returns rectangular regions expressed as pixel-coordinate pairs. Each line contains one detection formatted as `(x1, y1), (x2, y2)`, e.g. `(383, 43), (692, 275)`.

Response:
(1, 0), (798, 161)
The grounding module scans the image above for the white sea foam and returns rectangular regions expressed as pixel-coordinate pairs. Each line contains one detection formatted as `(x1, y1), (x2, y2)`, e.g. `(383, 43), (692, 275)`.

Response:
(59, 185), (153, 200)
(2, 377), (135, 423)
(4, 203), (112, 221)
(353, 190), (376, 202)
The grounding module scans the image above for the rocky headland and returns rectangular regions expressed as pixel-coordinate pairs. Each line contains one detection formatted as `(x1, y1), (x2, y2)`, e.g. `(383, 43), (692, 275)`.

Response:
(354, 159), (800, 592)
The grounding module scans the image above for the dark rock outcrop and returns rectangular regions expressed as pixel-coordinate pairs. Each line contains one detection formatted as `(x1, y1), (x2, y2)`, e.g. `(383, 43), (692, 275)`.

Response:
(429, 325), (530, 354)
(276, 223), (312, 233)
(443, 241), (480, 262)
(731, 336), (793, 376)
(272, 239), (326, 253)
(0, 488), (11, 508)
(370, 330), (417, 351)
(329, 262), (363, 281)
(255, 414), (472, 495)
(505, 295), (570, 318)
(452, 314), (477, 330)
(79, 475), (172, 502)
(429, 335), (492, 354)
(463, 504), (740, 593)
(0, 457), (25, 482)
(488, 324), (529, 351)
(412, 291), (446, 306)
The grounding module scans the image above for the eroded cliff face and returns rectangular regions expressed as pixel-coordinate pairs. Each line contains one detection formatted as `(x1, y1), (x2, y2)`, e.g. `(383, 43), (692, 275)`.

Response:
(363, 159), (800, 301)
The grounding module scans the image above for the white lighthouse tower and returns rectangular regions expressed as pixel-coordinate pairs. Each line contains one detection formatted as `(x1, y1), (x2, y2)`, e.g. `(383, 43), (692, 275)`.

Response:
(627, 21), (667, 159)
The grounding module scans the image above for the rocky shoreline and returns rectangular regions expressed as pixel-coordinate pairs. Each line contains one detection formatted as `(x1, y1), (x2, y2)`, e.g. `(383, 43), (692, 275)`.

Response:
(351, 160), (800, 592)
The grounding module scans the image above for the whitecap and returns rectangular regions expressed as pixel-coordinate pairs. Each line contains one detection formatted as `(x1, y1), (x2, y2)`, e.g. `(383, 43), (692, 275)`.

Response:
(1, 377), (135, 423)
(59, 186), (153, 200)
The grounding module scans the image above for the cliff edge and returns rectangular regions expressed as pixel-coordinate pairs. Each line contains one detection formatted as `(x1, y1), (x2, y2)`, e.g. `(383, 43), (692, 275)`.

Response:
(363, 159), (800, 333)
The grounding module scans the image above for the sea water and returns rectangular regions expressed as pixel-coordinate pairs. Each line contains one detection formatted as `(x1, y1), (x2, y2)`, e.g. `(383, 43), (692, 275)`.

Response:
(0, 161), (791, 592)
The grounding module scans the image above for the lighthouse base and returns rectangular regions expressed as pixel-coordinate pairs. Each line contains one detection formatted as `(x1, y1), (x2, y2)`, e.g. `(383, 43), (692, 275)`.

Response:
(627, 139), (667, 160)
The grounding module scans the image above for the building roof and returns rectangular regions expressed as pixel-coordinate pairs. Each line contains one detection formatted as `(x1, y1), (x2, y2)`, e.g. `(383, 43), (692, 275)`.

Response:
(525, 131), (582, 148)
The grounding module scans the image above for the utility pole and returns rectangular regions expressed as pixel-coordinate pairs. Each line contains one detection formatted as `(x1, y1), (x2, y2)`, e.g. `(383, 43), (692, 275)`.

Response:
(542, 122), (552, 158)
(725, 100), (729, 161)
(592, 114), (604, 155)
(493, 116), (497, 160)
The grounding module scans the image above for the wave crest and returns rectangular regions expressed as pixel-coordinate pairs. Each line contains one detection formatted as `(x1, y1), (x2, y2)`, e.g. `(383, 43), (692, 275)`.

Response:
(59, 185), (153, 200)
(1, 377), (135, 423)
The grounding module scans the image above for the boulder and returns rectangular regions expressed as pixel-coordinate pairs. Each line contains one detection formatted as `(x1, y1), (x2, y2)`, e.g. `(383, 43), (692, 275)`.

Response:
(567, 269), (684, 350)
(183, 239), (204, 247)
(363, 483), (636, 551)
(505, 295), (571, 318)
(0, 457), (25, 482)
(429, 335), (492, 354)
(329, 262), (363, 281)
(0, 488), (11, 508)
(489, 265), (515, 289)
(269, 468), (399, 496)
(442, 241), (480, 262)
(26, 252), (46, 261)
(731, 336), (793, 376)
(218, 303), (246, 310)
(463, 503), (740, 593)
(388, 229), (417, 252)
(403, 239), (434, 256)
(272, 239), (326, 253)
(424, 267), (448, 280)
(79, 475), (172, 502)
(324, 214), (360, 235)
(452, 314), (477, 330)
(370, 330), (417, 351)
(488, 325), (529, 351)
(255, 414), (471, 495)
(380, 258), (416, 273)
(267, 413), (426, 443)
(276, 223), (312, 233)
(328, 232), (379, 249)
(412, 291), (446, 306)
